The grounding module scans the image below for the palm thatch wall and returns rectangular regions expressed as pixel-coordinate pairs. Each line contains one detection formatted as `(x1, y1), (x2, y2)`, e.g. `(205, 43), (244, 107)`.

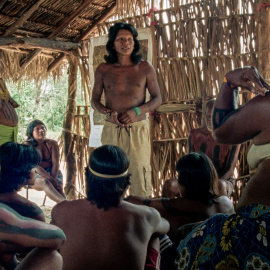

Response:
(70, 0), (269, 207)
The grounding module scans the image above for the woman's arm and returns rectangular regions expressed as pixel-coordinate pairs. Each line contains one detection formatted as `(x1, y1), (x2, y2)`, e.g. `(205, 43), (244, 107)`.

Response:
(212, 67), (270, 145)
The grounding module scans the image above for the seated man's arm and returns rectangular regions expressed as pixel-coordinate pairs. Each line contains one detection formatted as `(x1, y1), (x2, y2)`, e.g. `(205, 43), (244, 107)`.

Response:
(0, 203), (66, 250)
(146, 207), (170, 236)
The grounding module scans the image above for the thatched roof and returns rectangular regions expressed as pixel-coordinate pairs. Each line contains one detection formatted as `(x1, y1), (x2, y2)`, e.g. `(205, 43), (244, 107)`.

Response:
(0, 0), (116, 82)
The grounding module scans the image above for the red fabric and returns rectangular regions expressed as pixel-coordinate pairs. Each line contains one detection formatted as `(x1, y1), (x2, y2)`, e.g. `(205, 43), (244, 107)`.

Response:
(145, 247), (160, 270)
(258, 3), (270, 12)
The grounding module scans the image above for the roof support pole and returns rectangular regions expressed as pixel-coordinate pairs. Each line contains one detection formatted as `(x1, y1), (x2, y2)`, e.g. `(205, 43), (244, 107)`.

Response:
(63, 55), (78, 200)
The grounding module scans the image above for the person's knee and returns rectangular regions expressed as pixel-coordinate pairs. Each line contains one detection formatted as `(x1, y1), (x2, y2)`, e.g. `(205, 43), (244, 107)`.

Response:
(46, 250), (63, 270)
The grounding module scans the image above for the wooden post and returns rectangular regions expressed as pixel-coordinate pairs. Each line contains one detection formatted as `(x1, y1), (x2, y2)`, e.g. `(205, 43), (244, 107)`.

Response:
(258, 1), (270, 80)
(63, 55), (78, 200)
(150, 10), (159, 197)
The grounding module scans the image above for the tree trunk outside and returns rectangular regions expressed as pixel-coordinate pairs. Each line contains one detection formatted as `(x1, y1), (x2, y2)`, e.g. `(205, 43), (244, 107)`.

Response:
(63, 55), (78, 200)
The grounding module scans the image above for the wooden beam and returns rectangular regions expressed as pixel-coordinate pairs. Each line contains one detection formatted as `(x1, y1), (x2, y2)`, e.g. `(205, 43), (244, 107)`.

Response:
(20, 0), (94, 69)
(77, 2), (116, 41)
(47, 0), (94, 39)
(0, 47), (54, 58)
(47, 53), (66, 72)
(0, 37), (79, 52)
(3, 0), (46, 37)
(47, 2), (116, 73)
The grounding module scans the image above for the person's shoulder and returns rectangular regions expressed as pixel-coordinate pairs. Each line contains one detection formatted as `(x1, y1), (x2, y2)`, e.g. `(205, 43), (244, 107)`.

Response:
(214, 196), (235, 214)
(96, 62), (111, 72)
(52, 199), (86, 214)
(46, 139), (58, 148)
(138, 60), (154, 69)
(52, 199), (70, 212)
(123, 201), (161, 222)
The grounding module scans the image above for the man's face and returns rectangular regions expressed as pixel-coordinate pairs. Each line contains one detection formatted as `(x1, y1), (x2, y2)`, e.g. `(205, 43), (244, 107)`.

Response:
(205, 104), (214, 131)
(113, 29), (135, 57)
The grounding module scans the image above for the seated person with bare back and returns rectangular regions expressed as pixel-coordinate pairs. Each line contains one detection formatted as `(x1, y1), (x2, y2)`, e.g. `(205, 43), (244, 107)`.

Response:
(126, 152), (234, 239)
(0, 203), (65, 270)
(162, 99), (240, 198)
(0, 142), (50, 268)
(0, 60), (19, 146)
(51, 145), (169, 270)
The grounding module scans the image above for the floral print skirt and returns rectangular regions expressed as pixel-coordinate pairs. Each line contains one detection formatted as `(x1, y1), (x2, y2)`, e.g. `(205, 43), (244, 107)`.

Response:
(175, 204), (270, 269)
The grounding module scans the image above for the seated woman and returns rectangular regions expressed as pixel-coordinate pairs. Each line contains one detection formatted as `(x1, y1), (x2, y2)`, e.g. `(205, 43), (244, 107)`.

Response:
(126, 152), (234, 238)
(25, 119), (66, 202)
(174, 67), (270, 269)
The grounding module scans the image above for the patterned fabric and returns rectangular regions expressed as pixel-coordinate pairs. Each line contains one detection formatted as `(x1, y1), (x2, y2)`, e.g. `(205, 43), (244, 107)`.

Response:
(175, 204), (270, 270)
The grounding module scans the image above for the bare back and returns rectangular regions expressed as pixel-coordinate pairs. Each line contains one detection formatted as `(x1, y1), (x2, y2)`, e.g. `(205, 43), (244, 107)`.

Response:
(0, 79), (18, 127)
(0, 100), (18, 127)
(0, 192), (45, 222)
(52, 199), (167, 270)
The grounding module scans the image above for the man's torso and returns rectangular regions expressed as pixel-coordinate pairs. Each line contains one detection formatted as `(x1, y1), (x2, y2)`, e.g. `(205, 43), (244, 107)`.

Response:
(52, 199), (154, 270)
(100, 61), (150, 121)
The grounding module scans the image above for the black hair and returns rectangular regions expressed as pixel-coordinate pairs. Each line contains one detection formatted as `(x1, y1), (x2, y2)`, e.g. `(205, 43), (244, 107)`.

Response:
(0, 142), (40, 193)
(176, 152), (218, 205)
(26, 119), (47, 147)
(104, 22), (142, 64)
(85, 145), (131, 210)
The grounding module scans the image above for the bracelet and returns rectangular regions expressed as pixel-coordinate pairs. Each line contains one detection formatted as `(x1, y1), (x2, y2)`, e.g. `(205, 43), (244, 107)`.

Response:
(104, 108), (112, 117)
(223, 75), (236, 89)
(133, 106), (141, 116)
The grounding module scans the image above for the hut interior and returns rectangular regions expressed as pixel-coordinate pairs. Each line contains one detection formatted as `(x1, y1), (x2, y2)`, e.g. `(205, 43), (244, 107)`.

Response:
(0, 0), (269, 207)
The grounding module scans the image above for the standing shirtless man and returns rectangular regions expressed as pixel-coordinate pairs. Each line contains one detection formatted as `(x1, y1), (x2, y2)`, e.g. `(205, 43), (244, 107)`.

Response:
(0, 61), (19, 146)
(91, 22), (162, 197)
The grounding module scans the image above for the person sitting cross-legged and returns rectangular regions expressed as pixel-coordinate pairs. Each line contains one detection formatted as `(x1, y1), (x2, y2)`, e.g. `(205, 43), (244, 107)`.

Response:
(51, 145), (170, 270)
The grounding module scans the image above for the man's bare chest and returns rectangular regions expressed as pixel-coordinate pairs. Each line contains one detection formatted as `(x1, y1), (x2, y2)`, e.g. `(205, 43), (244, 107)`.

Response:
(103, 68), (146, 89)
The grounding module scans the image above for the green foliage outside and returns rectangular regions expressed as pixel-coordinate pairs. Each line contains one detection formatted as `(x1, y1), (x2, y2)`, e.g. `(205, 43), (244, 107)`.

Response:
(6, 69), (85, 143)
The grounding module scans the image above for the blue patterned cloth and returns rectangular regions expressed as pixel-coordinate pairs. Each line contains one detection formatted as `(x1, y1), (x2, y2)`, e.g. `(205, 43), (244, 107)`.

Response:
(37, 168), (63, 185)
(175, 204), (270, 269)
